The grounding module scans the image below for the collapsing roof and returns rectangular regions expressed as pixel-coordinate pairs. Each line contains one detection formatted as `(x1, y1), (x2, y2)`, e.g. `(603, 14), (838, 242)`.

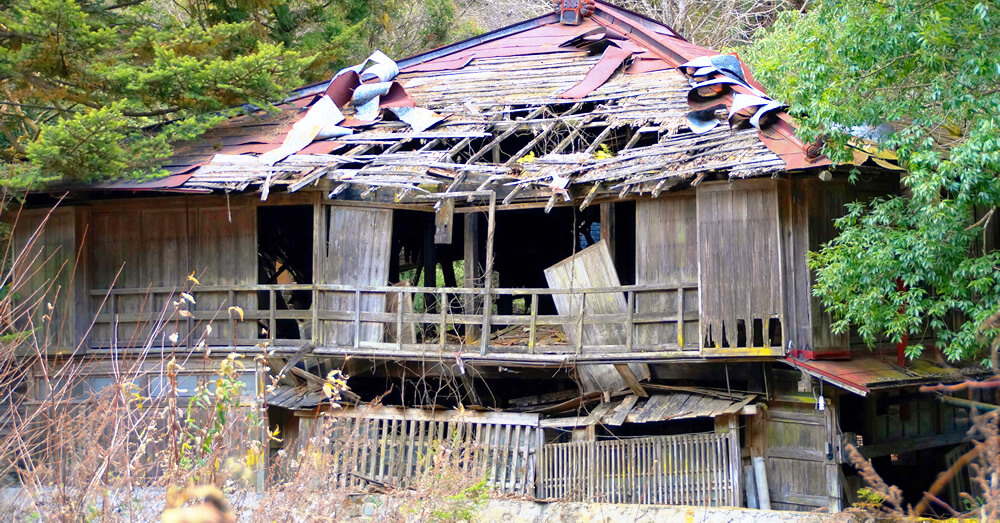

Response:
(96, 1), (875, 204)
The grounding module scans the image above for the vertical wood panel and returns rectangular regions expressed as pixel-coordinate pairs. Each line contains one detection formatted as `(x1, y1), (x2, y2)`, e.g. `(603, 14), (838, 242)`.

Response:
(698, 181), (783, 351)
(636, 197), (699, 352)
(319, 205), (393, 346)
(192, 205), (256, 342)
(13, 208), (78, 351)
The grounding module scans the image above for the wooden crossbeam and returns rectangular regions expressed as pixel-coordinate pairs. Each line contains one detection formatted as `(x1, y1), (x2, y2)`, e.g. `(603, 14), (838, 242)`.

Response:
(465, 105), (548, 165)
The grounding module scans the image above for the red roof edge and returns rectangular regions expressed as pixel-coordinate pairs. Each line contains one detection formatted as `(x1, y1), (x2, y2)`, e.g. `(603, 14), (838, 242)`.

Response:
(784, 357), (871, 397)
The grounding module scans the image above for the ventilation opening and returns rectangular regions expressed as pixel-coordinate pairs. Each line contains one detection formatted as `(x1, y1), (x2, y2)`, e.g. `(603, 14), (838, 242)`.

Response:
(768, 317), (782, 348)
(752, 318), (765, 347)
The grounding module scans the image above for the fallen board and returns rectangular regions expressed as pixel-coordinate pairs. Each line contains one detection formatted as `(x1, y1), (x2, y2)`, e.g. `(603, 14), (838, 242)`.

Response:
(543, 240), (650, 392)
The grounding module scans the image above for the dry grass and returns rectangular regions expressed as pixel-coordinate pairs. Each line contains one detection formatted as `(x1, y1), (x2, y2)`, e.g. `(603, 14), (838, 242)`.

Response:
(0, 203), (489, 521)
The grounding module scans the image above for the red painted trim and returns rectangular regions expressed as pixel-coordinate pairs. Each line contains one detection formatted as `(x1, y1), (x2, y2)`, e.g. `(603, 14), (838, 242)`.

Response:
(788, 349), (852, 361)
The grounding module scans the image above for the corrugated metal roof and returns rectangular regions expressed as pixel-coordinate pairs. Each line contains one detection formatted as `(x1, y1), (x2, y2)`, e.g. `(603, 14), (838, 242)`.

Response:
(95, 1), (850, 201)
(785, 355), (991, 397)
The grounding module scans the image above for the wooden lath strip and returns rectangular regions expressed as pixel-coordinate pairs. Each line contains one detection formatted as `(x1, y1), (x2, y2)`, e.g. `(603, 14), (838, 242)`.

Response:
(501, 102), (584, 167)
(288, 144), (373, 193)
(465, 105), (548, 165)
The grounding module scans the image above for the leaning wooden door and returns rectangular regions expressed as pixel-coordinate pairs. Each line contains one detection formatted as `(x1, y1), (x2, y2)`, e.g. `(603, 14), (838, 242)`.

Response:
(756, 402), (840, 512)
(316, 204), (393, 346)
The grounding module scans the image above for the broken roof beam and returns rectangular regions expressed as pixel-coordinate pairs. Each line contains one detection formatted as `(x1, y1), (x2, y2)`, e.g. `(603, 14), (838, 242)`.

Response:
(584, 124), (617, 155)
(501, 102), (584, 167)
(465, 105), (548, 165)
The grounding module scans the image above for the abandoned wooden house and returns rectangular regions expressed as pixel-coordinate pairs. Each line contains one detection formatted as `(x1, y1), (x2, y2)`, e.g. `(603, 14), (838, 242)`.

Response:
(11, 0), (994, 513)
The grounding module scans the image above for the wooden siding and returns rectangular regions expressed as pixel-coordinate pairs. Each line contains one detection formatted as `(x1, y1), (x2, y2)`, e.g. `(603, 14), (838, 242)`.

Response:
(317, 205), (393, 346)
(88, 200), (257, 348)
(12, 208), (77, 351)
(781, 177), (901, 356)
(538, 433), (739, 505)
(305, 408), (539, 495)
(697, 181), (783, 352)
(191, 205), (257, 343)
(635, 197), (700, 352)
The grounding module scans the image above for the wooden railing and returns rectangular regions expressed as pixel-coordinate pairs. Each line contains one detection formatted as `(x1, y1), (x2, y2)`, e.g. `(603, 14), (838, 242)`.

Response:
(87, 283), (701, 356)
(537, 433), (739, 505)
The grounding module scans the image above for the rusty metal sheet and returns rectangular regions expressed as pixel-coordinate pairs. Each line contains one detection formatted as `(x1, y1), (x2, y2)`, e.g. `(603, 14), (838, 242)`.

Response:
(400, 54), (474, 73)
(325, 70), (360, 107)
(94, 172), (197, 190)
(379, 82), (416, 108)
(558, 44), (633, 99)
(785, 356), (988, 397)
(625, 58), (672, 74)
(299, 140), (345, 155)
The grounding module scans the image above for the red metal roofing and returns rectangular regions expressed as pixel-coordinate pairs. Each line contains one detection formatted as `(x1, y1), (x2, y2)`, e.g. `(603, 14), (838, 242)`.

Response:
(102, 0), (828, 193)
(786, 356), (989, 396)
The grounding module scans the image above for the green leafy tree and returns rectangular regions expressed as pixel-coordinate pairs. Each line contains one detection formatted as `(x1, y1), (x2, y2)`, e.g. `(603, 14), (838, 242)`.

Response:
(0, 0), (477, 187)
(744, 0), (1000, 361)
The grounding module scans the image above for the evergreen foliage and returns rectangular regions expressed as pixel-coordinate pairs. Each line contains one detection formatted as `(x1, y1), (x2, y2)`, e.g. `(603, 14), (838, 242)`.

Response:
(0, 0), (476, 186)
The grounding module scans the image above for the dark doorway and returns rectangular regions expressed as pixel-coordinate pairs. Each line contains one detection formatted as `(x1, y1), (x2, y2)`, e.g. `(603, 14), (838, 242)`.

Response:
(258, 205), (313, 340)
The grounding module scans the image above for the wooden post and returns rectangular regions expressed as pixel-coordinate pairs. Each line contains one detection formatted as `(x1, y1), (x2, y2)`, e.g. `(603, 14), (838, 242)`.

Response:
(423, 221), (437, 316)
(353, 289), (361, 349)
(313, 197), (324, 345)
(480, 192), (496, 355)
(600, 202), (615, 263)
(625, 290), (634, 352)
(463, 213), (482, 345)
(439, 290), (448, 349)
(677, 289), (685, 348)
(311, 284), (319, 344)
(434, 198), (455, 244)
(753, 456), (771, 510)
(396, 289), (404, 350)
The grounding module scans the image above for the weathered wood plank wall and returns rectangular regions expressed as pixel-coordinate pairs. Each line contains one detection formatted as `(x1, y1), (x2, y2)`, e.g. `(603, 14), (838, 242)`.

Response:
(88, 199), (257, 347)
(698, 180), (783, 351)
(635, 196), (700, 352)
(750, 400), (840, 512)
(12, 208), (78, 351)
(318, 204), (393, 346)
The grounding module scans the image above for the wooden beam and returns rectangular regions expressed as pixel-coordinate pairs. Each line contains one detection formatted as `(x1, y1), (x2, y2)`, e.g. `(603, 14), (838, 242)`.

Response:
(463, 213), (482, 344)
(613, 363), (648, 397)
(434, 197), (455, 244)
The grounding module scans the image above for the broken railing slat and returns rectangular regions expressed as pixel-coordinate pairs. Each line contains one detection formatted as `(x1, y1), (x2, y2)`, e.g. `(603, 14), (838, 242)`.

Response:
(269, 289), (277, 341)
(528, 294), (538, 354)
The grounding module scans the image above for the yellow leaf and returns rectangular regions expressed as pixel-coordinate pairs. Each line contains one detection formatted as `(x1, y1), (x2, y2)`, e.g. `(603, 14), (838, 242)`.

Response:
(228, 306), (244, 321)
(187, 271), (201, 285)
(178, 309), (193, 318)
